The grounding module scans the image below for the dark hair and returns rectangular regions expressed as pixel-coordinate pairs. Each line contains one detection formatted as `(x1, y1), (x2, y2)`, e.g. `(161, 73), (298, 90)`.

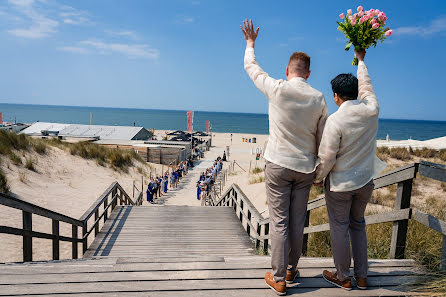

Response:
(330, 73), (358, 101)
(288, 52), (310, 74)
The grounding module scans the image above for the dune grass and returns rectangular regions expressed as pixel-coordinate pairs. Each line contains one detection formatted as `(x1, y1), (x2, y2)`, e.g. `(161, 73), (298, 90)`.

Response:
(0, 168), (9, 194)
(251, 167), (264, 174)
(377, 146), (446, 162)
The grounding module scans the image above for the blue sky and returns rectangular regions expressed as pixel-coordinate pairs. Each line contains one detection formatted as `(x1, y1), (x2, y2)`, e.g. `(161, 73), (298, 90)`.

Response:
(0, 0), (445, 121)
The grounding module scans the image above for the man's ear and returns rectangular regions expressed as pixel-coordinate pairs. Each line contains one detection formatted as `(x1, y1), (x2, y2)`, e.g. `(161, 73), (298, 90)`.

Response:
(286, 66), (289, 77)
(306, 70), (311, 80)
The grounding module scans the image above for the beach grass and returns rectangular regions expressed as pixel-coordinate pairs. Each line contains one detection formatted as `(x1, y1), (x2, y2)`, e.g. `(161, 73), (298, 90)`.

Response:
(0, 168), (9, 194)
(24, 158), (35, 171)
(248, 175), (265, 184)
(251, 167), (264, 174)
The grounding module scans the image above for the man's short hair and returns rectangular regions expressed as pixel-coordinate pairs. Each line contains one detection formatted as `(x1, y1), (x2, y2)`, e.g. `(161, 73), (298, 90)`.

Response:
(331, 73), (358, 101)
(288, 52), (310, 75)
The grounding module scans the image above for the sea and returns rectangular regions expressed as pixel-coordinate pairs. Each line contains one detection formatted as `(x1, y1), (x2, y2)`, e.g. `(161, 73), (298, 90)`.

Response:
(1, 103), (445, 141)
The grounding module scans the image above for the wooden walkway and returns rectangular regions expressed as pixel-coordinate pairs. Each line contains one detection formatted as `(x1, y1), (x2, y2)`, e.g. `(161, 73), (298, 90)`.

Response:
(0, 205), (424, 296)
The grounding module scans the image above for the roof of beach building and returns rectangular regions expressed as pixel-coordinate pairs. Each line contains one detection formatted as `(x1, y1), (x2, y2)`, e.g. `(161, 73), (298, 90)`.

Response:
(21, 122), (152, 141)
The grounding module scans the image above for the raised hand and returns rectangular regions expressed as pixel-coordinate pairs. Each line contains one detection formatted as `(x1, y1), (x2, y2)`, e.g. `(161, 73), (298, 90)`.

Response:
(354, 49), (366, 62)
(240, 19), (260, 48)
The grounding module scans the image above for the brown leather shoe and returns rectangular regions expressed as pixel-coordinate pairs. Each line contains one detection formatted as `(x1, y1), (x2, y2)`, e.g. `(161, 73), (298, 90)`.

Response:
(322, 270), (352, 291)
(285, 268), (299, 284)
(354, 276), (367, 290)
(264, 272), (286, 296)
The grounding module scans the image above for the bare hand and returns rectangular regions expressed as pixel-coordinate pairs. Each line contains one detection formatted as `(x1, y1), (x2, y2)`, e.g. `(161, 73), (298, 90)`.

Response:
(354, 49), (366, 62)
(240, 19), (259, 48)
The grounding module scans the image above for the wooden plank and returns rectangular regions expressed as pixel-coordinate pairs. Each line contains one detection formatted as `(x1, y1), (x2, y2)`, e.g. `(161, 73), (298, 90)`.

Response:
(390, 180), (413, 259)
(0, 275), (420, 295)
(412, 209), (446, 235)
(0, 193), (82, 226)
(373, 163), (418, 189)
(0, 267), (421, 285)
(419, 161), (446, 182)
(307, 197), (326, 211)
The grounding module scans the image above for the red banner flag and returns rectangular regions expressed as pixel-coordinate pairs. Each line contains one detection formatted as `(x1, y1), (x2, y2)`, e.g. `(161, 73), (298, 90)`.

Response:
(0, 112), (2, 125)
(206, 121), (209, 133)
(187, 111), (194, 132)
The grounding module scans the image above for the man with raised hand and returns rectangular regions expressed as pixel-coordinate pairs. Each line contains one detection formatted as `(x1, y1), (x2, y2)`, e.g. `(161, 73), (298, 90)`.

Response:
(314, 49), (385, 291)
(241, 19), (328, 296)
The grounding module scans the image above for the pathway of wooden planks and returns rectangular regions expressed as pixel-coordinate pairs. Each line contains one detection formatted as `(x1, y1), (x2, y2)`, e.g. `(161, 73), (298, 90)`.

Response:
(0, 205), (425, 296)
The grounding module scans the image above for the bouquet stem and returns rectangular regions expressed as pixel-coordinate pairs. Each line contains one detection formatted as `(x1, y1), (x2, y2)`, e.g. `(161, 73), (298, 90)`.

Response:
(352, 57), (359, 66)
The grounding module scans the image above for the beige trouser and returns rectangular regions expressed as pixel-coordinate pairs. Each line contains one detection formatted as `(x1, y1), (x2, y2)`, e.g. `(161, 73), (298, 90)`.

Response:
(325, 178), (374, 281)
(265, 161), (315, 282)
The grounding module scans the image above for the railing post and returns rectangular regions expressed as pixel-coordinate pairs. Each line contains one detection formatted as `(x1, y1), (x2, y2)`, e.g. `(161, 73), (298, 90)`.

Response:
(22, 211), (32, 262)
(247, 210), (251, 236)
(52, 219), (59, 260)
(302, 210), (310, 256)
(82, 222), (88, 254)
(104, 195), (108, 223)
(263, 223), (269, 254)
(72, 225), (78, 259)
(255, 222), (261, 249)
(390, 180), (413, 259)
(112, 187), (118, 209)
(239, 199), (244, 223)
(94, 209), (99, 236)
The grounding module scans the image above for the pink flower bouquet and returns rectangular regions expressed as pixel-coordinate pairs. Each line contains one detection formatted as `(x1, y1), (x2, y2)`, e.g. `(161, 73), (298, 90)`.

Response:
(338, 6), (393, 65)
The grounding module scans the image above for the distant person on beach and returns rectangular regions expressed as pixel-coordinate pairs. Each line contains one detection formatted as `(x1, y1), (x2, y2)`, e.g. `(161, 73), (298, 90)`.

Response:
(241, 19), (328, 295)
(314, 50), (385, 291)
(146, 182), (153, 203)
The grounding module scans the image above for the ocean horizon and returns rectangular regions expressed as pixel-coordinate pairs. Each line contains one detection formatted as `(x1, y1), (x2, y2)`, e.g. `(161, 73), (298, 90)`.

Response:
(1, 103), (445, 141)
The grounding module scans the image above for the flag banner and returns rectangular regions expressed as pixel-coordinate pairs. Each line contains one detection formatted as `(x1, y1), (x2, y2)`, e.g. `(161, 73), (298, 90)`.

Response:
(0, 112), (2, 125)
(206, 121), (209, 133)
(187, 111), (194, 132)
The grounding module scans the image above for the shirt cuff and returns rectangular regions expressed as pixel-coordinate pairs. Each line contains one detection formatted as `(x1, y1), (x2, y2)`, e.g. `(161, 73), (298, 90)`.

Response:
(358, 60), (366, 66)
(245, 47), (255, 53)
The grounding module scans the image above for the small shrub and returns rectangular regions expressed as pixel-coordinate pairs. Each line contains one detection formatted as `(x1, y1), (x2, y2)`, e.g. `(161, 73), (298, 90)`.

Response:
(389, 147), (412, 161)
(0, 130), (30, 154)
(376, 146), (390, 161)
(137, 166), (145, 175)
(251, 167), (264, 174)
(25, 158), (35, 171)
(411, 147), (438, 159)
(439, 149), (446, 162)
(248, 175), (265, 184)
(18, 171), (27, 183)
(33, 140), (47, 155)
(9, 152), (22, 165)
(0, 169), (9, 194)
(441, 182), (446, 192)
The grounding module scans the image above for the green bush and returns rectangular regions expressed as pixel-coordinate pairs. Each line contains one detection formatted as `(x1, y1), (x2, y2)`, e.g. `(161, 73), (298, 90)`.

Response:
(9, 152), (22, 165)
(389, 147), (412, 161)
(251, 167), (264, 174)
(25, 158), (35, 171)
(33, 140), (47, 155)
(0, 169), (9, 194)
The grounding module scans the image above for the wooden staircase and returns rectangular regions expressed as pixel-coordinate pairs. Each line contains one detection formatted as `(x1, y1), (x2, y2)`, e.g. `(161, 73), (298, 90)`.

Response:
(0, 204), (424, 296)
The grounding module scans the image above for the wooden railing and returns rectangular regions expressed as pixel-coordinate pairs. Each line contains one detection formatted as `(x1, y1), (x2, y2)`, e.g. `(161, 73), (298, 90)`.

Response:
(209, 161), (446, 270)
(0, 181), (141, 262)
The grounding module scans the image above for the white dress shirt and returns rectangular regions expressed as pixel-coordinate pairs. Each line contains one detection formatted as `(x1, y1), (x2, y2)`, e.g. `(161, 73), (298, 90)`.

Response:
(315, 60), (386, 192)
(244, 47), (328, 173)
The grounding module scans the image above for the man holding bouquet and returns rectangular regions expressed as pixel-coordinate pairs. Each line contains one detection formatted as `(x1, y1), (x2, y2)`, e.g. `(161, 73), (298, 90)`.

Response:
(314, 49), (384, 290)
(241, 19), (328, 295)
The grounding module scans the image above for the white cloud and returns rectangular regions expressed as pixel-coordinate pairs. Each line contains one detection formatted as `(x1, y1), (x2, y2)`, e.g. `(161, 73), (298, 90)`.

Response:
(59, 6), (91, 25)
(80, 40), (159, 60)
(175, 16), (194, 24)
(106, 30), (139, 40)
(57, 46), (88, 54)
(7, 0), (58, 38)
(395, 16), (446, 36)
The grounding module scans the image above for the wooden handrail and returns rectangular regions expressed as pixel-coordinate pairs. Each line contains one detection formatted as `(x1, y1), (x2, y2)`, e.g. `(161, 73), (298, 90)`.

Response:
(0, 181), (135, 263)
(212, 161), (446, 270)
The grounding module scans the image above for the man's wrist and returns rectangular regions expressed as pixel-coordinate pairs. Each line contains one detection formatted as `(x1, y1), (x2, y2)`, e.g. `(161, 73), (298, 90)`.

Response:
(246, 40), (255, 48)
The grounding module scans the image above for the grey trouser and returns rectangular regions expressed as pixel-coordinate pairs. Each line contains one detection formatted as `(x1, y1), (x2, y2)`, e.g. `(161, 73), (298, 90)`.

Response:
(265, 161), (315, 282)
(325, 178), (374, 281)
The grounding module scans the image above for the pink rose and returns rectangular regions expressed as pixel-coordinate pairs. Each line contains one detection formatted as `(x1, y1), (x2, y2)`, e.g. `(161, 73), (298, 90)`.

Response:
(357, 5), (363, 12)
(370, 18), (377, 25)
(353, 13), (358, 18)
(385, 29), (393, 36)
(363, 15), (369, 21)
(339, 13), (345, 19)
(375, 9), (380, 16)
(359, 17), (365, 24)
(372, 23), (379, 29)
(358, 10), (364, 17)
(347, 9), (352, 15)
(351, 18), (357, 26)
(378, 13), (385, 22)
(369, 9), (375, 15)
